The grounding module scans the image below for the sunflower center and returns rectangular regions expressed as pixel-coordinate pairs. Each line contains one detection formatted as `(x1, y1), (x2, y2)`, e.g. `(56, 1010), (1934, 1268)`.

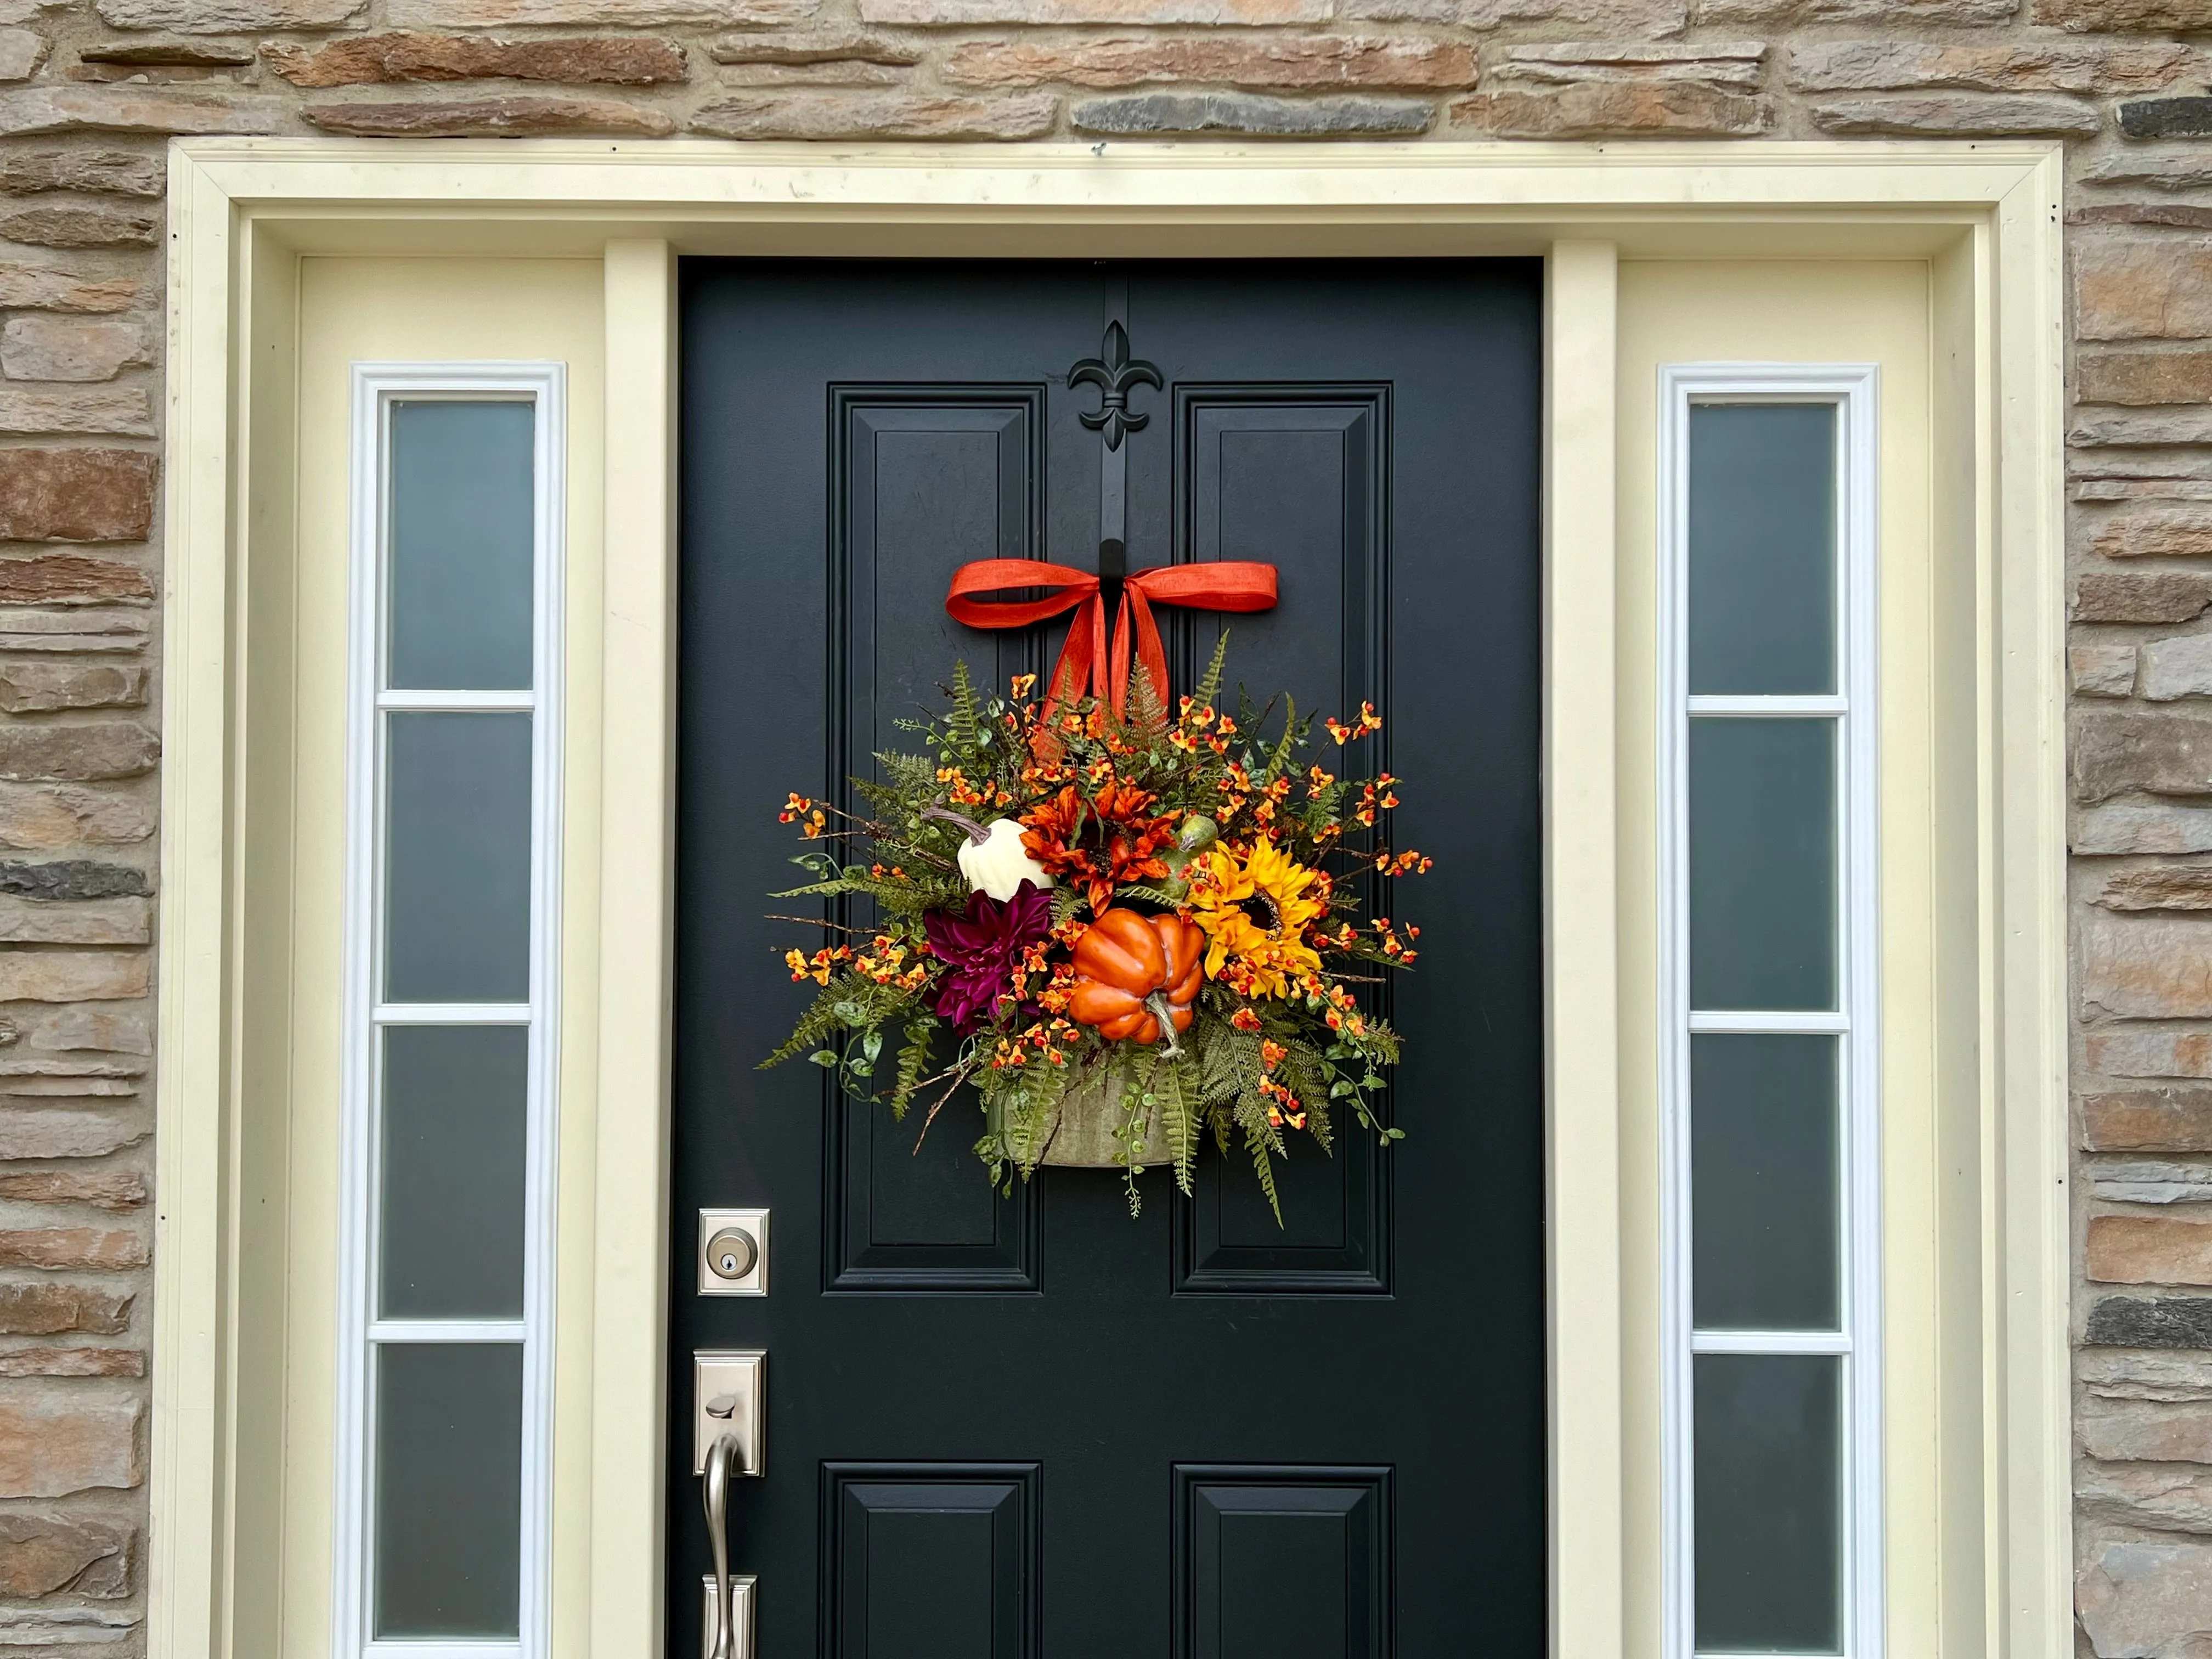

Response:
(1237, 891), (1283, 931)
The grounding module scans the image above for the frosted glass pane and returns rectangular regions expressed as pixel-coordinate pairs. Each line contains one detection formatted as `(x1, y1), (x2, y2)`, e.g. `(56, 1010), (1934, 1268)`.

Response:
(384, 712), (532, 1003)
(374, 1342), (523, 1639)
(388, 400), (534, 691)
(1688, 403), (1837, 697)
(1689, 718), (1836, 1012)
(379, 1026), (528, 1321)
(1694, 1353), (1843, 1655)
(1691, 1035), (1840, 1331)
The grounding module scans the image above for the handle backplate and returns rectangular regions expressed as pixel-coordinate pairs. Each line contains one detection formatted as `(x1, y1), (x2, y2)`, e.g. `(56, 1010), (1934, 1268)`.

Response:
(692, 1350), (765, 1477)
(700, 1571), (756, 1659)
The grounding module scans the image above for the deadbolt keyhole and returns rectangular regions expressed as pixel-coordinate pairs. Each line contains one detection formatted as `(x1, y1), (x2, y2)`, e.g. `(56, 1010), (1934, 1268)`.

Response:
(707, 1226), (758, 1282)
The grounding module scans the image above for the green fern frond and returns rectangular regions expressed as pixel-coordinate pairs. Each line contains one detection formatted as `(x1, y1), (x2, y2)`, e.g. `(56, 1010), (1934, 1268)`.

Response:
(869, 751), (943, 805)
(1050, 883), (1086, 929)
(760, 969), (873, 1068)
(1190, 632), (1229, 716)
(1266, 695), (1299, 781)
(885, 1015), (936, 1121)
(767, 877), (868, 901)
(1108, 882), (1184, 909)
(1231, 1091), (1286, 1224)
(1155, 1054), (1198, 1195)
(947, 659), (982, 752)
(772, 873), (964, 915)
(985, 1056), (1081, 1180)
(1280, 1042), (1336, 1153)
(1197, 1016), (1252, 1110)
(1126, 659), (1170, 737)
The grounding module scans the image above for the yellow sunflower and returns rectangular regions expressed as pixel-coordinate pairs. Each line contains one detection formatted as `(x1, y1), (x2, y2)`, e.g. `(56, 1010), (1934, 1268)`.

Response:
(1188, 839), (1326, 998)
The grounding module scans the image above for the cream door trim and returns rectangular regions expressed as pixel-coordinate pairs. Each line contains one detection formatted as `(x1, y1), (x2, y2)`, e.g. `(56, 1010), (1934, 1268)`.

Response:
(1547, 238), (1625, 1659)
(155, 140), (2067, 1659)
(590, 238), (679, 1659)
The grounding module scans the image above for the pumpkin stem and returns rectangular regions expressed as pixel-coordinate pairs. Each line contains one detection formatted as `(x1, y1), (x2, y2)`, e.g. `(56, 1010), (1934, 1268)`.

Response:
(1145, 991), (1183, 1058)
(920, 803), (991, 846)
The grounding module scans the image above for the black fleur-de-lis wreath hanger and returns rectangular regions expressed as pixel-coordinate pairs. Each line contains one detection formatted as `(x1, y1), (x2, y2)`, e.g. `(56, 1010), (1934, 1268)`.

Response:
(1067, 320), (1162, 453)
(944, 307), (1276, 720)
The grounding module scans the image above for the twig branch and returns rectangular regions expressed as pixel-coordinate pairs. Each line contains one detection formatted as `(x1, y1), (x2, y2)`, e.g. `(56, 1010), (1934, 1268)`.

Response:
(912, 1058), (981, 1153)
(765, 913), (867, 932)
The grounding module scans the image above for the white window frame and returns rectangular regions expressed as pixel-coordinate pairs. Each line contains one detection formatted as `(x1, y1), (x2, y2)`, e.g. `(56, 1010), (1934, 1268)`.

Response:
(333, 362), (567, 1659)
(1656, 363), (1883, 1659)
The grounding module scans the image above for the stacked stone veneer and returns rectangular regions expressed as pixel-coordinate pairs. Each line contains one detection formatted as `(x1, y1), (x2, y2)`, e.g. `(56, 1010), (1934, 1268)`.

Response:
(0, 0), (2189, 1647)
(2074, 109), (2212, 1637)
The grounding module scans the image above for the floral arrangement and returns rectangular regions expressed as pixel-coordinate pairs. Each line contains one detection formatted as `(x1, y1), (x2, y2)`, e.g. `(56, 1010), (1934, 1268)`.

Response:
(761, 643), (1428, 1218)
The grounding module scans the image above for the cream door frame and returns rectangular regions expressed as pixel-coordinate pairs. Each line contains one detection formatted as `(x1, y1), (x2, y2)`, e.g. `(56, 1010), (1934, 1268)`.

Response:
(155, 139), (2066, 1659)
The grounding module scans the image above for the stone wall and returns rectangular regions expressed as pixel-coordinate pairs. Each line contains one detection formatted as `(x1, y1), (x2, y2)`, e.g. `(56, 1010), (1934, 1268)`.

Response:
(2072, 70), (2212, 1641)
(0, 0), (2191, 1647)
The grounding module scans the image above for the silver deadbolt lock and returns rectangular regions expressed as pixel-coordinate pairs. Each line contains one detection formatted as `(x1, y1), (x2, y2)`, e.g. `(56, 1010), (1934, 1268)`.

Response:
(697, 1209), (769, 1295)
(707, 1228), (757, 1282)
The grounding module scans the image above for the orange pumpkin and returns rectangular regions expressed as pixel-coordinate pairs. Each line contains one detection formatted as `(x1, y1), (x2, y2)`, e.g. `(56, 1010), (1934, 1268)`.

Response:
(1067, 908), (1207, 1045)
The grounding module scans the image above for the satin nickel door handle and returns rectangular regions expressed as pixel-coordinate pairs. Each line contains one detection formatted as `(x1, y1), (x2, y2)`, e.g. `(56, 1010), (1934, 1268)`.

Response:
(694, 1350), (764, 1659)
(701, 1430), (747, 1659)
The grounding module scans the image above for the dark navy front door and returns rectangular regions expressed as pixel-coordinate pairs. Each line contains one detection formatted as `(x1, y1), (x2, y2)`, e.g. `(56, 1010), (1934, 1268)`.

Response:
(673, 259), (1544, 1657)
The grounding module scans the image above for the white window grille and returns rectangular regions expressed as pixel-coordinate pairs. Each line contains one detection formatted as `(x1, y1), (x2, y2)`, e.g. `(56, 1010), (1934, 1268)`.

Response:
(1657, 364), (1883, 1659)
(334, 363), (566, 1659)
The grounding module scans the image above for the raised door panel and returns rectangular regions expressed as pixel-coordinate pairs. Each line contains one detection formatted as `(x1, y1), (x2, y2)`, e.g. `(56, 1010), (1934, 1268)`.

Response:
(1172, 390), (1390, 1294)
(826, 391), (1043, 1292)
(1175, 1466), (1391, 1659)
(822, 1464), (1041, 1659)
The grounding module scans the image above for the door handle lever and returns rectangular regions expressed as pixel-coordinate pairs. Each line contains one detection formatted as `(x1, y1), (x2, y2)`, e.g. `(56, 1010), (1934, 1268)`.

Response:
(702, 1430), (744, 1659)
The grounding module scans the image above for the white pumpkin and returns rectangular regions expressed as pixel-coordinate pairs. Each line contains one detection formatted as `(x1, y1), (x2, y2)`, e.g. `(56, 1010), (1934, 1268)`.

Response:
(957, 818), (1053, 902)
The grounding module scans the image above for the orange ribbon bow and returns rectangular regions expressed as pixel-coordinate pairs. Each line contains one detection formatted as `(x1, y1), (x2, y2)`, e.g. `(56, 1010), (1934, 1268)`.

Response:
(945, 558), (1278, 720)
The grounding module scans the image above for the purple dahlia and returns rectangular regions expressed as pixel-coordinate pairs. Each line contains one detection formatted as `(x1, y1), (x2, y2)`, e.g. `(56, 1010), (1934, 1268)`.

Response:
(922, 879), (1052, 1035)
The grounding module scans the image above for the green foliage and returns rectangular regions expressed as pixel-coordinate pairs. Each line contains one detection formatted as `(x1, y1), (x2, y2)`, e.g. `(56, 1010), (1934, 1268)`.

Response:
(1115, 1057), (1154, 1215)
(1278, 1041), (1335, 1155)
(1125, 656), (1170, 737)
(1104, 881), (1183, 909)
(885, 1015), (936, 1121)
(983, 1051), (1080, 1179)
(1239, 1101), (1285, 1225)
(1048, 883), (1087, 930)
(1189, 1015), (1290, 1224)
(771, 868), (966, 917)
(861, 751), (943, 817)
(760, 969), (874, 1069)
(946, 658), (984, 753)
(1189, 633), (1229, 719)
(1265, 695), (1301, 781)
(1154, 1053), (1198, 1195)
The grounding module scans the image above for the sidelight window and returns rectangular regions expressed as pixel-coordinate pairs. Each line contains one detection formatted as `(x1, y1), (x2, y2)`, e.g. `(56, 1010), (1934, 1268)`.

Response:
(1658, 368), (1882, 1659)
(335, 367), (565, 1659)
